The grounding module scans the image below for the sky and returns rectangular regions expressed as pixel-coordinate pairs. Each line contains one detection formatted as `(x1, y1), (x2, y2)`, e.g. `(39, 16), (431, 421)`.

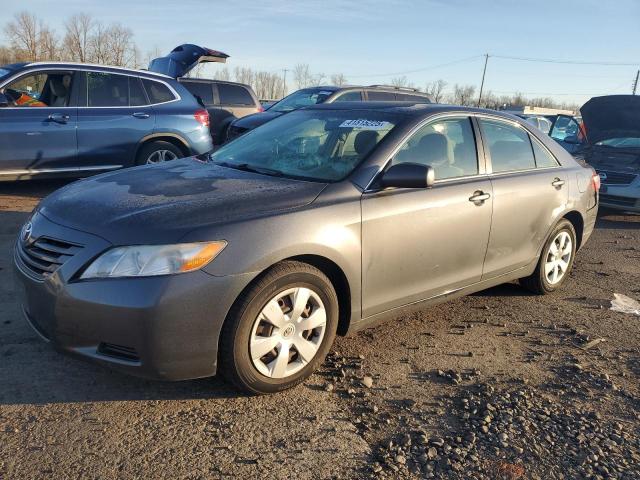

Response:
(3, 0), (640, 105)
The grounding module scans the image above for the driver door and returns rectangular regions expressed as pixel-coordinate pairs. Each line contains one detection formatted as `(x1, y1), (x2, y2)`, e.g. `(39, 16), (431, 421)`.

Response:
(0, 70), (78, 174)
(361, 116), (493, 317)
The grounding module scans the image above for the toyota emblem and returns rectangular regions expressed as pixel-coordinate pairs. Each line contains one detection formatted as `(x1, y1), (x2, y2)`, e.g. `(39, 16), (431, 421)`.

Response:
(21, 221), (33, 244)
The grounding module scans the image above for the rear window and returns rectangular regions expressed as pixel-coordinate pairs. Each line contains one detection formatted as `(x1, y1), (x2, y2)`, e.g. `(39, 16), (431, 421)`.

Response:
(87, 72), (128, 107)
(218, 83), (254, 106)
(480, 119), (536, 173)
(141, 79), (175, 104)
(182, 81), (214, 105)
(367, 91), (396, 101)
(129, 77), (148, 106)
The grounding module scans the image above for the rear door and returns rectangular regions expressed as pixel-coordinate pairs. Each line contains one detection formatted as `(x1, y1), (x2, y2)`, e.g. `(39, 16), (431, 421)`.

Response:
(478, 117), (568, 278)
(77, 71), (156, 168)
(148, 44), (228, 78)
(0, 69), (78, 173)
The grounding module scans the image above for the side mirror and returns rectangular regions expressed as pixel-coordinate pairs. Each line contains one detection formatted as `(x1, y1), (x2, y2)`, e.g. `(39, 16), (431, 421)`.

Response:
(0, 93), (9, 108)
(380, 163), (435, 189)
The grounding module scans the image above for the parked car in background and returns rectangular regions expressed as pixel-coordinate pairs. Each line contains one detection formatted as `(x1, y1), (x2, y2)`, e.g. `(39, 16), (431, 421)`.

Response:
(226, 85), (431, 141)
(15, 103), (598, 394)
(550, 95), (640, 212)
(0, 44), (220, 180)
(260, 99), (277, 110)
(179, 78), (262, 144)
(517, 114), (553, 134)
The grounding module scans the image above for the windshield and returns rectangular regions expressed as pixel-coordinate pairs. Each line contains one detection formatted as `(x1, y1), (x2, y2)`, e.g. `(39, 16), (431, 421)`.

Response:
(209, 109), (400, 182)
(270, 88), (334, 113)
(595, 137), (640, 149)
(0, 67), (14, 82)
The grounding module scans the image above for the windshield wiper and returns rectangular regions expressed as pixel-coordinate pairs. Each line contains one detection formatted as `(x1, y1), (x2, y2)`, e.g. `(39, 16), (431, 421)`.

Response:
(213, 161), (285, 177)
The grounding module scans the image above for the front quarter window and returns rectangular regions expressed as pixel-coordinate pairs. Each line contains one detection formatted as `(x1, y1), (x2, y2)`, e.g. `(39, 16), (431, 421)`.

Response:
(209, 110), (399, 182)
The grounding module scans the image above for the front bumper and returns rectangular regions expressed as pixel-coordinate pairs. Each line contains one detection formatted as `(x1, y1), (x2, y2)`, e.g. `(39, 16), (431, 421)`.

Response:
(599, 183), (640, 212)
(14, 213), (254, 381)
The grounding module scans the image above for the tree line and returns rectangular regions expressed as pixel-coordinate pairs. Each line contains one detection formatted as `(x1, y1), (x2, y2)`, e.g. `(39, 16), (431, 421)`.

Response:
(1, 11), (578, 109)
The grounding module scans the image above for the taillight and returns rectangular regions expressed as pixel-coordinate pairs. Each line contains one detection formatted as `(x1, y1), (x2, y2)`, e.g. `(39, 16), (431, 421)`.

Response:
(194, 109), (210, 128)
(592, 171), (601, 191)
(257, 105), (265, 112)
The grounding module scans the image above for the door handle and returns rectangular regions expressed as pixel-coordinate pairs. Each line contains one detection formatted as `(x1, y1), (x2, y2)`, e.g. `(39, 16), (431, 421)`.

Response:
(551, 178), (565, 188)
(132, 112), (150, 119)
(48, 113), (69, 124)
(469, 191), (491, 204)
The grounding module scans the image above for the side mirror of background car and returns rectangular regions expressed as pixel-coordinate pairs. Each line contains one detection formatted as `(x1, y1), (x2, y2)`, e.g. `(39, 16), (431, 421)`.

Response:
(380, 163), (435, 189)
(0, 93), (9, 108)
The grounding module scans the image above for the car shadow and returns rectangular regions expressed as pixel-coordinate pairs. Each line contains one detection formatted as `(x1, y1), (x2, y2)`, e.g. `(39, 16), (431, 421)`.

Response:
(471, 282), (536, 297)
(596, 210), (640, 230)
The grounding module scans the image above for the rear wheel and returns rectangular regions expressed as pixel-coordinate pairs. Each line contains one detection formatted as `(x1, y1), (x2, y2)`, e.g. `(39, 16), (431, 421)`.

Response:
(520, 219), (576, 294)
(219, 261), (338, 394)
(135, 141), (184, 166)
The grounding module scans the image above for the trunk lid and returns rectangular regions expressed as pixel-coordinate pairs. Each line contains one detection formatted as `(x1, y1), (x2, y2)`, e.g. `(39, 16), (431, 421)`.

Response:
(148, 44), (229, 78)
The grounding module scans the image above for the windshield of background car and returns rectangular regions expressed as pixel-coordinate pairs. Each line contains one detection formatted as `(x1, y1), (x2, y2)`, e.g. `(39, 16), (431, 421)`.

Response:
(0, 67), (14, 82)
(270, 88), (334, 113)
(595, 137), (640, 149)
(209, 109), (400, 182)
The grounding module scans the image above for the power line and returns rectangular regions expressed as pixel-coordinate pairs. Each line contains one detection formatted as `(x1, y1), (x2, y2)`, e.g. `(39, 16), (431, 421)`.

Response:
(491, 54), (639, 66)
(346, 55), (482, 78)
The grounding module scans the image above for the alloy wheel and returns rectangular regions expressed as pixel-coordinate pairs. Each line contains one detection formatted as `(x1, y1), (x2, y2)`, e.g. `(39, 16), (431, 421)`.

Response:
(544, 231), (572, 285)
(146, 149), (178, 164)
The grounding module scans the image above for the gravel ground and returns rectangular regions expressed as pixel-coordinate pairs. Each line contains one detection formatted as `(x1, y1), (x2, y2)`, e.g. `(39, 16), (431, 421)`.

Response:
(1, 179), (639, 479)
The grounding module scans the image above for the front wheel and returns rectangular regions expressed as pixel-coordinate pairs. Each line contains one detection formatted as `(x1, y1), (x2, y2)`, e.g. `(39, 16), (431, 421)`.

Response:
(520, 219), (577, 294)
(135, 141), (183, 166)
(219, 261), (339, 394)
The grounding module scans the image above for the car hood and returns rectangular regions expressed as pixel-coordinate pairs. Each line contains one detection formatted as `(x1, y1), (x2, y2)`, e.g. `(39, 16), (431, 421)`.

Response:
(581, 146), (640, 173)
(581, 95), (640, 145)
(38, 158), (327, 245)
(233, 111), (284, 129)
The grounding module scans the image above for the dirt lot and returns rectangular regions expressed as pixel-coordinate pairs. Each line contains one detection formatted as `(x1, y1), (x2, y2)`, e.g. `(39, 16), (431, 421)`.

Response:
(1, 180), (639, 480)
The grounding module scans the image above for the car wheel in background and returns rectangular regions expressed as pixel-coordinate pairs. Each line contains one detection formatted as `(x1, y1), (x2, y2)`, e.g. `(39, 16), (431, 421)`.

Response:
(520, 219), (577, 294)
(136, 141), (184, 165)
(219, 261), (339, 394)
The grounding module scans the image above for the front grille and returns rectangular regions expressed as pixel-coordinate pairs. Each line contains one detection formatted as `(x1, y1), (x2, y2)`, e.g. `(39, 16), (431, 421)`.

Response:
(17, 236), (83, 280)
(98, 343), (140, 363)
(597, 170), (638, 185)
(600, 194), (638, 207)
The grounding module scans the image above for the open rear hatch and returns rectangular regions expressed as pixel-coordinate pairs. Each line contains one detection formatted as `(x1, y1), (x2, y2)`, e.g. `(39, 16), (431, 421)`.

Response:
(581, 95), (640, 145)
(148, 44), (229, 78)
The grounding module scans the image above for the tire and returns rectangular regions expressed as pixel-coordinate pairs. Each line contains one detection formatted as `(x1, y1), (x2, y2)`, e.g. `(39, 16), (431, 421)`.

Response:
(219, 261), (339, 394)
(135, 141), (184, 166)
(519, 219), (577, 295)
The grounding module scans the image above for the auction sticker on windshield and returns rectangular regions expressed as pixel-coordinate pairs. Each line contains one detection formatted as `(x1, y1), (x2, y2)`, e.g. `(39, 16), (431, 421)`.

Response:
(339, 119), (391, 129)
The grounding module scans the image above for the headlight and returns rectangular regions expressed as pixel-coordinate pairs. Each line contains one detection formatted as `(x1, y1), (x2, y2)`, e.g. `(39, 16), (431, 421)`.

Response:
(80, 241), (227, 279)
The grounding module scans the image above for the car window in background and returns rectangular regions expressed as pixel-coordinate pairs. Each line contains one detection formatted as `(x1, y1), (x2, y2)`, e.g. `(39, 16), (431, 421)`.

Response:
(550, 116), (579, 141)
(3, 72), (72, 107)
(531, 138), (559, 168)
(480, 119), (536, 173)
(141, 79), (175, 104)
(367, 91), (396, 101)
(210, 110), (399, 182)
(270, 88), (333, 113)
(596, 137), (640, 148)
(129, 77), (148, 106)
(218, 83), (254, 106)
(182, 81), (213, 105)
(538, 117), (552, 134)
(88, 72), (128, 107)
(393, 117), (478, 180)
(332, 91), (362, 102)
(397, 93), (430, 102)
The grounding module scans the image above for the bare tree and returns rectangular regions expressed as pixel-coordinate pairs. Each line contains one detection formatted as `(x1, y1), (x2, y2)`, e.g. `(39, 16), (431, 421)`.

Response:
(213, 67), (232, 82)
(4, 12), (39, 61)
(64, 13), (93, 62)
(38, 24), (59, 61)
(330, 73), (348, 86)
(425, 79), (447, 103)
(390, 76), (415, 88)
(451, 84), (476, 106)
(105, 24), (135, 66)
(293, 63), (312, 89)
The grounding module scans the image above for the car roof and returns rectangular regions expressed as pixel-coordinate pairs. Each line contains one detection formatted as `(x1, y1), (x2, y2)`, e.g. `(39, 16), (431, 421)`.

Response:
(19, 61), (174, 80)
(304, 101), (511, 118)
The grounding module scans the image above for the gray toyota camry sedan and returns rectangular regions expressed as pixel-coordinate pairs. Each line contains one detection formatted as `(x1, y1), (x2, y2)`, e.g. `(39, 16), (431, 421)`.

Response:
(15, 102), (599, 394)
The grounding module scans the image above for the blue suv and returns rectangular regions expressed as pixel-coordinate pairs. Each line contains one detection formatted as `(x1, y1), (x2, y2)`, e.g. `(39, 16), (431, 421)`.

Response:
(0, 45), (222, 180)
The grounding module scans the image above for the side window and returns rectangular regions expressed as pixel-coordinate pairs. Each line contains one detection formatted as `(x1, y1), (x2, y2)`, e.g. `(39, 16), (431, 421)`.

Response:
(141, 79), (175, 104)
(3, 72), (73, 107)
(129, 77), (148, 106)
(538, 117), (552, 134)
(392, 117), (478, 180)
(332, 91), (362, 102)
(367, 91), (396, 101)
(480, 119), (536, 173)
(182, 81), (214, 105)
(531, 138), (559, 168)
(397, 93), (430, 103)
(218, 84), (254, 105)
(87, 72), (128, 107)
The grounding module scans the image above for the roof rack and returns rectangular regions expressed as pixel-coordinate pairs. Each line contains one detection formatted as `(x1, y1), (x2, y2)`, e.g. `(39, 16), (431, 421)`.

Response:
(368, 84), (422, 93)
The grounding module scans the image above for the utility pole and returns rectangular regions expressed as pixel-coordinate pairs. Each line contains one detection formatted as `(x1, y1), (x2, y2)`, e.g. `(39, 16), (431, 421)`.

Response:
(477, 54), (489, 107)
(282, 69), (289, 99)
(633, 69), (639, 95)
